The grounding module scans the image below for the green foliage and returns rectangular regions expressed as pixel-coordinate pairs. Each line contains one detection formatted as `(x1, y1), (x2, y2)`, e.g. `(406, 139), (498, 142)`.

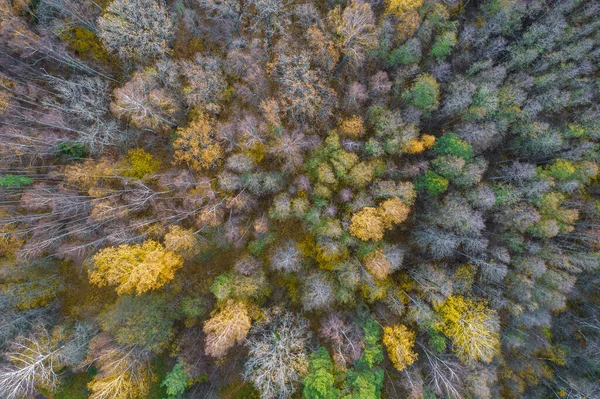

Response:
(99, 294), (175, 353)
(343, 368), (384, 399)
(357, 317), (383, 369)
(0, 175), (33, 188)
(430, 30), (457, 60)
(161, 363), (191, 398)
(59, 26), (114, 63)
(210, 272), (234, 301)
(387, 40), (421, 66)
(427, 329), (447, 353)
(403, 74), (440, 113)
(432, 133), (473, 160)
(0, 260), (62, 310)
(415, 171), (449, 196)
(56, 141), (89, 159)
(180, 296), (208, 318)
(247, 233), (275, 255)
(303, 347), (340, 399)
(54, 370), (95, 399)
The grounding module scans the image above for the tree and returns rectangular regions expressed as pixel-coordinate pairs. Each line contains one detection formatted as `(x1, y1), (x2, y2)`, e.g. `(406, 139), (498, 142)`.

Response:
(270, 241), (302, 273)
(403, 74), (440, 114)
(382, 325), (418, 371)
(203, 299), (252, 358)
(244, 309), (311, 399)
(110, 70), (180, 131)
(435, 296), (500, 363)
(339, 115), (365, 138)
(273, 51), (335, 123)
(99, 294), (175, 353)
(123, 148), (161, 179)
(319, 313), (362, 367)
(85, 334), (152, 399)
(161, 362), (191, 398)
(0, 325), (68, 399)
(98, 0), (174, 60)
(349, 207), (387, 241)
(350, 198), (409, 241)
(302, 347), (340, 399)
(328, 0), (378, 69)
(415, 171), (449, 196)
(302, 273), (336, 312)
(388, 38), (422, 66)
(432, 133), (473, 161)
(364, 248), (392, 280)
(89, 240), (183, 295)
(180, 54), (227, 113)
(380, 197), (410, 225)
(430, 30), (457, 61)
(385, 0), (423, 17)
(163, 225), (201, 259)
(173, 113), (223, 171)
(342, 316), (384, 398)
(247, 0), (291, 47)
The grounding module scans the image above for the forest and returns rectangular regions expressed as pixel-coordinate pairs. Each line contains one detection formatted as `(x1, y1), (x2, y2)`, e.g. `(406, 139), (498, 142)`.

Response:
(0, 0), (599, 397)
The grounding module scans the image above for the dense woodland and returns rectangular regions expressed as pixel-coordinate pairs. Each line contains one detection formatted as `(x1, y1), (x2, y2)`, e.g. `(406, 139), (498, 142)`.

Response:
(0, 0), (599, 397)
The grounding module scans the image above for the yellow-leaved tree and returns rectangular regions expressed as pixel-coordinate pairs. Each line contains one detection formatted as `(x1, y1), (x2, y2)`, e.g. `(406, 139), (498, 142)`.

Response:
(349, 207), (387, 241)
(173, 113), (223, 171)
(89, 240), (183, 295)
(349, 197), (410, 241)
(203, 299), (252, 358)
(436, 295), (500, 363)
(383, 324), (418, 371)
(364, 248), (391, 279)
(384, 0), (423, 40)
(163, 225), (201, 260)
(86, 334), (151, 399)
(385, 0), (423, 16)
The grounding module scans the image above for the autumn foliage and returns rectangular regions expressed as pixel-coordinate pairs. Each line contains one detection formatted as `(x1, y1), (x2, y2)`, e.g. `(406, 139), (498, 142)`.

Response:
(89, 240), (183, 295)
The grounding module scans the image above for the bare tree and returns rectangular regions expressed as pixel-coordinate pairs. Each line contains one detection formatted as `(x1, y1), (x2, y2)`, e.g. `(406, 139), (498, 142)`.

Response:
(246, 0), (290, 47)
(328, 0), (378, 70)
(269, 240), (302, 273)
(98, 0), (174, 61)
(243, 309), (311, 399)
(0, 324), (92, 399)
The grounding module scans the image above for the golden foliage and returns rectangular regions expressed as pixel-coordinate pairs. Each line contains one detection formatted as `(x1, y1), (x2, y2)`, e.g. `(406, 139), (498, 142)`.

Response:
(385, 0), (423, 39)
(89, 240), (183, 295)
(364, 248), (391, 279)
(396, 10), (421, 40)
(349, 207), (387, 241)
(123, 148), (161, 179)
(0, 213), (23, 259)
(380, 197), (410, 226)
(383, 325), (418, 371)
(173, 113), (223, 171)
(163, 225), (200, 259)
(306, 25), (340, 72)
(385, 0), (424, 16)
(402, 134), (436, 154)
(203, 300), (252, 358)
(350, 197), (410, 241)
(64, 158), (117, 197)
(260, 98), (282, 127)
(86, 335), (152, 399)
(436, 296), (500, 363)
(339, 115), (365, 138)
